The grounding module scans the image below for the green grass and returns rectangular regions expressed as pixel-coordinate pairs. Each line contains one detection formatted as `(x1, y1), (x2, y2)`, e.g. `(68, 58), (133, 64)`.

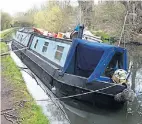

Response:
(1, 42), (49, 124)
(0, 28), (18, 39)
(0, 42), (8, 53)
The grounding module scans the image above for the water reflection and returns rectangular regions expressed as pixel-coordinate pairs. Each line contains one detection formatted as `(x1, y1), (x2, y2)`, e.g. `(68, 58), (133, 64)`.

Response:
(61, 100), (127, 124)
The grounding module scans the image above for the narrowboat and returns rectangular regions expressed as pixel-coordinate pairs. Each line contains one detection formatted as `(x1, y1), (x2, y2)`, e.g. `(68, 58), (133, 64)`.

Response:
(11, 26), (133, 109)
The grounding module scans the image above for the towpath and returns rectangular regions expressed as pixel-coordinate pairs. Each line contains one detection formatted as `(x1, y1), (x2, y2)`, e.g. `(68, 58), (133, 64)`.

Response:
(1, 76), (19, 124)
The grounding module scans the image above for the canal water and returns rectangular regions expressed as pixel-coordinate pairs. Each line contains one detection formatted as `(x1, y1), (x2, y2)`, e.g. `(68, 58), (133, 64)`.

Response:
(10, 43), (142, 124)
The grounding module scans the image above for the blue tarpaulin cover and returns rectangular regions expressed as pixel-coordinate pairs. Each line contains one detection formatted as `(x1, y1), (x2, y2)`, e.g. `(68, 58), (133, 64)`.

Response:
(62, 38), (127, 83)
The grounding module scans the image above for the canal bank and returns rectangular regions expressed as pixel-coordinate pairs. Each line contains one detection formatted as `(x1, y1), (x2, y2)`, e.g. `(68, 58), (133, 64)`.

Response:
(1, 42), (49, 124)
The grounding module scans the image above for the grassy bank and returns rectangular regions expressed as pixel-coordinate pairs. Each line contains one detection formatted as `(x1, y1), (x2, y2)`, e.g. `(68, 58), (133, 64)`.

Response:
(1, 42), (49, 124)
(0, 28), (18, 39)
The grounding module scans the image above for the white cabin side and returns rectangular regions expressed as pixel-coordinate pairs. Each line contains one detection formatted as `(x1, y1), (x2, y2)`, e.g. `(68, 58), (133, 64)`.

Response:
(15, 31), (71, 67)
(30, 36), (71, 67)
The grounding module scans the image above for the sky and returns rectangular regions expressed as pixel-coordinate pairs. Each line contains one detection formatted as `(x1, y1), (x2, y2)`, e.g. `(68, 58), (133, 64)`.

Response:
(0, 0), (47, 15)
(0, 0), (78, 16)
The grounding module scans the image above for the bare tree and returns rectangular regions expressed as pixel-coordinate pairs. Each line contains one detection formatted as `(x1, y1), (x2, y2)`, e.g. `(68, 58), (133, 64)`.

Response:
(121, 1), (142, 42)
(78, 0), (94, 28)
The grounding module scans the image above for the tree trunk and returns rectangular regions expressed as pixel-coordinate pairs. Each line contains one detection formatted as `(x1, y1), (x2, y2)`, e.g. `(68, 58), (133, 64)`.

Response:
(78, 0), (94, 28)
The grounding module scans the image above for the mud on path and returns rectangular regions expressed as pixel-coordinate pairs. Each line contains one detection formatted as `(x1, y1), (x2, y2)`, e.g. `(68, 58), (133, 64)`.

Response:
(1, 76), (20, 124)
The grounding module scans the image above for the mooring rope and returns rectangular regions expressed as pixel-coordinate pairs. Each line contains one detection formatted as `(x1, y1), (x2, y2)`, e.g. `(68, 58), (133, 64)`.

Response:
(17, 77), (117, 103)
(17, 64), (137, 104)
(17, 66), (119, 101)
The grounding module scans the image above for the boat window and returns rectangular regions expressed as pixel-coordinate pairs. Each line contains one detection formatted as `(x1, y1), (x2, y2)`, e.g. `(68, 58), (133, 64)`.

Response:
(34, 39), (38, 49)
(55, 45), (64, 61)
(42, 42), (49, 52)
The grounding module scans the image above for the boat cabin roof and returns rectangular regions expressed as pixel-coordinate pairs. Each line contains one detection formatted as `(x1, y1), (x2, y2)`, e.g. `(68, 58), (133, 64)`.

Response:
(62, 38), (127, 83)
